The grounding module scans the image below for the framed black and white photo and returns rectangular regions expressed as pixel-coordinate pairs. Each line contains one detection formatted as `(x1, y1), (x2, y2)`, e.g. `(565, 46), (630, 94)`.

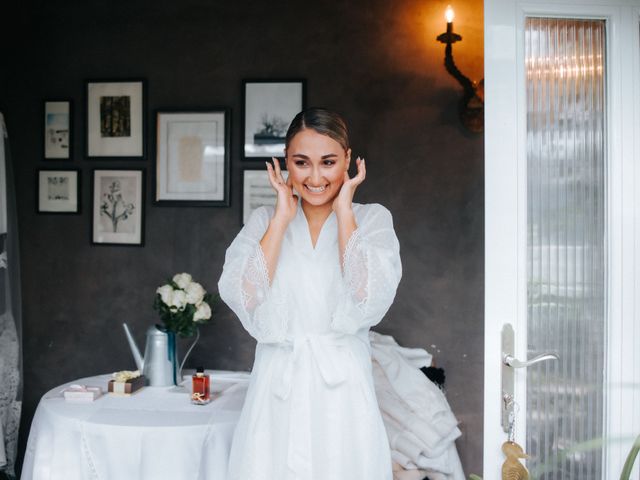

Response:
(242, 168), (288, 224)
(155, 109), (230, 206)
(92, 169), (144, 246)
(85, 79), (146, 159)
(44, 100), (72, 159)
(37, 169), (80, 213)
(242, 79), (305, 160)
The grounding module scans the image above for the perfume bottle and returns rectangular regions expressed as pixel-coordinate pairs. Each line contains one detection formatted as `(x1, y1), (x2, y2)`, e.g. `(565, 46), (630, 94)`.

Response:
(191, 367), (211, 405)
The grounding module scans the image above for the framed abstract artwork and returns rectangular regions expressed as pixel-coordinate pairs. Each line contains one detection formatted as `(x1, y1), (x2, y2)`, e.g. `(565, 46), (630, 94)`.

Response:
(154, 109), (230, 206)
(241, 168), (288, 225)
(92, 169), (145, 246)
(43, 100), (72, 159)
(85, 79), (146, 159)
(37, 169), (80, 213)
(242, 79), (305, 160)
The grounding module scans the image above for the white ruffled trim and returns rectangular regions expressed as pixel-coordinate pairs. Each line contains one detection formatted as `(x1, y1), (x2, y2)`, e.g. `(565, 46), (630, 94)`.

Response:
(341, 227), (361, 273)
(242, 245), (270, 307)
(342, 228), (368, 312)
(239, 244), (288, 343)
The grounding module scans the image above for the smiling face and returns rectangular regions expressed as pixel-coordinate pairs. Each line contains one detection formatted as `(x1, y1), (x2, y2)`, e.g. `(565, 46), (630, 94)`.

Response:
(285, 128), (351, 207)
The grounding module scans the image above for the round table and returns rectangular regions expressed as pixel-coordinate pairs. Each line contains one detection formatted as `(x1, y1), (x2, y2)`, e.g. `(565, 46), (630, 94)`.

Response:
(21, 370), (250, 480)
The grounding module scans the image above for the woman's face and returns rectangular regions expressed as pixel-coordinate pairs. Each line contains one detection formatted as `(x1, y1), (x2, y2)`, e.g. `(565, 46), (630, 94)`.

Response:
(285, 128), (351, 207)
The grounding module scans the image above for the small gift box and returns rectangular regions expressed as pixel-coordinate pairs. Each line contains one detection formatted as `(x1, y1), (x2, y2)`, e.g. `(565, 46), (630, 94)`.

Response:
(108, 370), (145, 395)
(63, 385), (103, 402)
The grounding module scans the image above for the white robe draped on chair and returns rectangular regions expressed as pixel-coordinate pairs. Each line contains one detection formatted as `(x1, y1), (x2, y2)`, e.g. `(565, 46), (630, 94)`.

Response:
(369, 331), (465, 480)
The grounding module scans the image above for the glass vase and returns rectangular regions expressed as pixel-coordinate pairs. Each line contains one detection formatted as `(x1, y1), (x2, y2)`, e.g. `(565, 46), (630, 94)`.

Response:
(168, 329), (201, 386)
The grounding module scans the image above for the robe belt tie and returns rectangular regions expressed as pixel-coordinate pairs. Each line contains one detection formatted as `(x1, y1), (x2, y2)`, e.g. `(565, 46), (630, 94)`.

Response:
(259, 332), (369, 478)
(271, 332), (362, 401)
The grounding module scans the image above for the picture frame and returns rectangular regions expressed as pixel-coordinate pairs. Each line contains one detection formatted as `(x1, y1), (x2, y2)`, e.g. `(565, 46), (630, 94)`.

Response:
(154, 108), (230, 206)
(85, 79), (146, 160)
(242, 167), (288, 225)
(242, 79), (306, 160)
(92, 169), (145, 246)
(43, 99), (72, 160)
(37, 169), (80, 214)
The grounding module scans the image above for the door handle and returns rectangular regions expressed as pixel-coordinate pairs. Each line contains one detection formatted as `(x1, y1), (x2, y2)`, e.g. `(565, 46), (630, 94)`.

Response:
(503, 353), (559, 368)
(501, 323), (560, 432)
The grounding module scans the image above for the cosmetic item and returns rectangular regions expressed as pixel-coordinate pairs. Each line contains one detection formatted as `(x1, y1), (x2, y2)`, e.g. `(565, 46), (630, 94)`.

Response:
(63, 384), (103, 402)
(191, 366), (211, 405)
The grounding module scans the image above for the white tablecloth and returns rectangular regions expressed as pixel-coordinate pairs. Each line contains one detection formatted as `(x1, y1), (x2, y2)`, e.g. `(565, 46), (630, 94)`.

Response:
(21, 371), (250, 480)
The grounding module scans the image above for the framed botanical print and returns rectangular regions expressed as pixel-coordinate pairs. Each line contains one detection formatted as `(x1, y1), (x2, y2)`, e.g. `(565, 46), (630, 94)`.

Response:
(242, 168), (288, 225)
(37, 169), (80, 213)
(43, 100), (72, 159)
(92, 169), (144, 246)
(85, 79), (146, 159)
(155, 109), (230, 206)
(242, 79), (305, 160)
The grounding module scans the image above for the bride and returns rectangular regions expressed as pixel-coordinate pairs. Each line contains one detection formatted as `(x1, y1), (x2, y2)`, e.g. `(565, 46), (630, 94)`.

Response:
(218, 107), (402, 479)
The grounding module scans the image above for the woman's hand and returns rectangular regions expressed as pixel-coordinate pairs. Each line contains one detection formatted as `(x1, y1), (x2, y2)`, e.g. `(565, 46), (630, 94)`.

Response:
(266, 157), (298, 225)
(332, 157), (365, 216)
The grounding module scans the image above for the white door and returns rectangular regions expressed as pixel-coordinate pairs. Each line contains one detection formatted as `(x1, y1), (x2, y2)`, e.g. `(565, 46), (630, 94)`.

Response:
(484, 1), (640, 479)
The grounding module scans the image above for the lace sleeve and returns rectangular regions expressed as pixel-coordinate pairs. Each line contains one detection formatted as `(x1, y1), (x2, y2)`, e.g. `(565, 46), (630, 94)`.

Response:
(331, 204), (402, 334)
(217, 207), (287, 343)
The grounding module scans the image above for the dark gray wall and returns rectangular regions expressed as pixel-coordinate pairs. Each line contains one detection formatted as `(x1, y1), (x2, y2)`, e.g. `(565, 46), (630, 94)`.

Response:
(1, 0), (484, 476)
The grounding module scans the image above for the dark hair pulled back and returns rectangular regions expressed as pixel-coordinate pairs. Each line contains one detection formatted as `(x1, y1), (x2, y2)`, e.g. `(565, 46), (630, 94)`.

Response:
(285, 107), (350, 152)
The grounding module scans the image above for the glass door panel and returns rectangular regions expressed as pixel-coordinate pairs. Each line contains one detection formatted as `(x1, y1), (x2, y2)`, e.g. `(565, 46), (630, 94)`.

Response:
(525, 17), (606, 479)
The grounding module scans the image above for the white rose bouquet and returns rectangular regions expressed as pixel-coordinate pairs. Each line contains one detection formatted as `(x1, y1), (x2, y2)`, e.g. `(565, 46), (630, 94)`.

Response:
(153, 273), (217, 338)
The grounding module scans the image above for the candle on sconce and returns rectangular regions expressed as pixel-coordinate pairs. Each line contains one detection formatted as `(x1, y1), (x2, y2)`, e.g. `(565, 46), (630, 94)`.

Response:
(445, 5), (455, 33)
(437, 5), (461, 44)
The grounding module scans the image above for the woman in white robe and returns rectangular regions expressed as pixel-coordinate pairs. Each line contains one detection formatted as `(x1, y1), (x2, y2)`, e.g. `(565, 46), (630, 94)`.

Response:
(218, 108), (402, 480)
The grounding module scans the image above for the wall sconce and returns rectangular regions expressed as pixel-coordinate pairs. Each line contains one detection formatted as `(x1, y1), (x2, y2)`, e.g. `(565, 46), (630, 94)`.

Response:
(436, 5), (484, 133)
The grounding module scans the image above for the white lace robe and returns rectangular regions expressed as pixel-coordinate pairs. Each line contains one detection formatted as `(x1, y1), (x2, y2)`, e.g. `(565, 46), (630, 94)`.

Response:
(218, 199), (402, 480)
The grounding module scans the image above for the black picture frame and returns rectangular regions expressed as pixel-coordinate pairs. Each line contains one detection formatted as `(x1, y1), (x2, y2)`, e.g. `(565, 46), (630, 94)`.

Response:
(241, 79), (306, 161)
(43, 99), (73, 160)
(85, 78), (147, 160)
(153, 108), (231, 207)
(241, 166), (288, 225)
(36, 168), (81, 214)
(91, 168), (145, 246)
